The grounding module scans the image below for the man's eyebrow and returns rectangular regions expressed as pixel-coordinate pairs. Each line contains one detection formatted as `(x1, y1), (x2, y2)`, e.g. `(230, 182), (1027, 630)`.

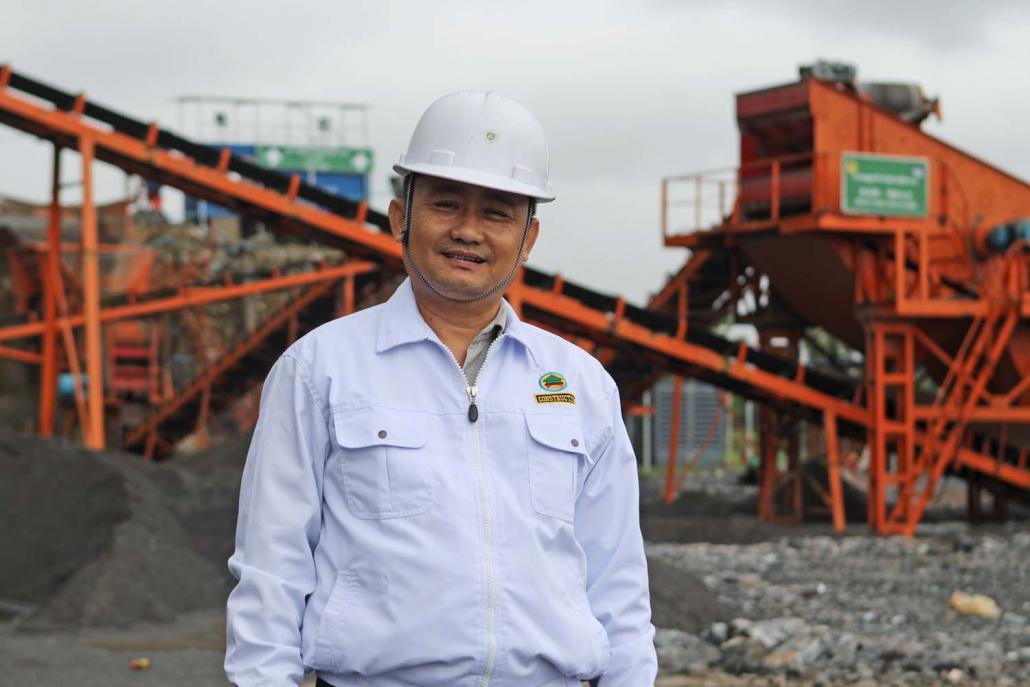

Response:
(482, 192), (517, 208)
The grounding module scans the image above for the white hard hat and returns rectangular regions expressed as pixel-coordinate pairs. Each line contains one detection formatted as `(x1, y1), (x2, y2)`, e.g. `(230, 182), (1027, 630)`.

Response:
(394, 91), (555, 203)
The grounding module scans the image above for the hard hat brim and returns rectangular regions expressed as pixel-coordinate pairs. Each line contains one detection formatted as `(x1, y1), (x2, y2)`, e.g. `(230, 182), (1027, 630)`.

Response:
(393, 162), (555, 203)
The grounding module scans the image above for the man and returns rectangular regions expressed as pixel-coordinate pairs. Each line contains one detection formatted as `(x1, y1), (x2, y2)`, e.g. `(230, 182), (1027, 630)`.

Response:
(225, 91), (657, 686)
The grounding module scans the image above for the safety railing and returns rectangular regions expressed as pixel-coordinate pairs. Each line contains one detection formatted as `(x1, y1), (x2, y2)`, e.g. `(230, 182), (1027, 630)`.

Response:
(661, 152), (817, 242)
(888, 229), (1028, 317)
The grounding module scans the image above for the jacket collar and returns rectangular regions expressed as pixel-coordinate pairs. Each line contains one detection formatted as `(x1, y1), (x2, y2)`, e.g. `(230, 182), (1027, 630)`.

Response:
(376, 278), (538, 365)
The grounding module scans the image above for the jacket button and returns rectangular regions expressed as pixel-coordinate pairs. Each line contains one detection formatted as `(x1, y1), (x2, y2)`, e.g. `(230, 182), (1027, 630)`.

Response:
(571, 439), (579, 447)
(378, 430), (388, 439)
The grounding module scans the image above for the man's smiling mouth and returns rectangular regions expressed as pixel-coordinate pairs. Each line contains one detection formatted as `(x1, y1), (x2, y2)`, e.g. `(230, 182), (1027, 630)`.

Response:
(442, 251), (487, 264)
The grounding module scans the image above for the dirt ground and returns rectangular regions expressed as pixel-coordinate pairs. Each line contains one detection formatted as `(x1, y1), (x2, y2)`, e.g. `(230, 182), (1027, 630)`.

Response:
(0, 609), (227, 687)
(0, 608), (714, 686)
(0, 607), (890, 687)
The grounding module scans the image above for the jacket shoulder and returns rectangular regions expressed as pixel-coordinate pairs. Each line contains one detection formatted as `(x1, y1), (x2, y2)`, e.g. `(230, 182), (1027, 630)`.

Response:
(282, 301), (383, 368)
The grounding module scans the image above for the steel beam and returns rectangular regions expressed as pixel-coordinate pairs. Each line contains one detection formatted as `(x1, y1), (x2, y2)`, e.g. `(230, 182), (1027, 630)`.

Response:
(0, 261), (377, 342)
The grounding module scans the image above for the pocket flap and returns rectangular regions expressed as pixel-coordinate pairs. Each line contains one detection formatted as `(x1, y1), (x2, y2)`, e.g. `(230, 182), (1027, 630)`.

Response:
(525, 413), (593, 463)
(332, 407), (428, 449)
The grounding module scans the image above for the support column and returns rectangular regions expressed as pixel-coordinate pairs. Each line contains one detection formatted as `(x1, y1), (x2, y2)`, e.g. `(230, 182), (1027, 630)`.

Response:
(787, 415), (801, 522)
(642, 389), (653, 470)
(193, 313), (210, 450)
(38, 145), (61, 436)
(663, 376), (684, 504)
(343, 273), (355, 315)
(824, 409), (845, 533)
(80, 136), (105, 450)
(865, 322), (918, 534)
(866, 324), (889, 533)
(966, 477), (982, 524)
(757, 404), (780, 521)
(756, 328), (803, 524)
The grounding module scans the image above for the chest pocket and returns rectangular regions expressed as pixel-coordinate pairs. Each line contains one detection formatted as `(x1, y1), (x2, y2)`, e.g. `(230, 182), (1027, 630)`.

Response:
(526, 413), (593, 523)
(332, 407), (435, 519)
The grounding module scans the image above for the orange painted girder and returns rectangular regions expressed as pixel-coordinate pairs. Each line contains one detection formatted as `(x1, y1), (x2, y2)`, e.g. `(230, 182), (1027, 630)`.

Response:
(0, 260), (377, 343)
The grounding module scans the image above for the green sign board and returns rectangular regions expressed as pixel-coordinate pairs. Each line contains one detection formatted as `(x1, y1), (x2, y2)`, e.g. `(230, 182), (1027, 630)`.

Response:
(841, 152), (929, 217)
(256, 145), (374, 174)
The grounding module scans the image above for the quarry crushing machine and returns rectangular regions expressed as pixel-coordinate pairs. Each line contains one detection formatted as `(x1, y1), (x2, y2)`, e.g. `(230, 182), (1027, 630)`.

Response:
(659, 61), (1030, 534)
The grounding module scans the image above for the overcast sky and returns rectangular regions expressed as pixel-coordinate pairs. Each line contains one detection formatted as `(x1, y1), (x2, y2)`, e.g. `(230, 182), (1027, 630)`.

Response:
(2, 0), (1028, 302)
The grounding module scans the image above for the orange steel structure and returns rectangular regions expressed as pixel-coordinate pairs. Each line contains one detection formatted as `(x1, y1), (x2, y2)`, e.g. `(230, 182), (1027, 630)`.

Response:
(659, 70), (1030, 534)
(0, 65), (1027, 534)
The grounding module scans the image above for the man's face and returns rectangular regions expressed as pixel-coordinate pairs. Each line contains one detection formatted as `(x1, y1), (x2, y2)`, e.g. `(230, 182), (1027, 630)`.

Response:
(389, 176), (539, 301)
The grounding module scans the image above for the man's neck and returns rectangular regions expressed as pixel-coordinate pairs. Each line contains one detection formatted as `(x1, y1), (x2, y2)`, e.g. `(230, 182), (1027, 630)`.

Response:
(412, 286), (503, 366)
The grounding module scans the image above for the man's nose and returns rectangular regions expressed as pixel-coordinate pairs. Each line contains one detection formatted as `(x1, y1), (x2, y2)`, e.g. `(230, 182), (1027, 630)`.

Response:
(449, 211), (485, 243)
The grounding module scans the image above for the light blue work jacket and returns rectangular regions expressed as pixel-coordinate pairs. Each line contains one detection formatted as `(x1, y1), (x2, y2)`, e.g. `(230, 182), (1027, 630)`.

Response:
(225, 278), (657, 686)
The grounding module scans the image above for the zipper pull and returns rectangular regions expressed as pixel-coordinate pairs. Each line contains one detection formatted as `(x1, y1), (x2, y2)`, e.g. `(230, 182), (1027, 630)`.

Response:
(467, 385), (479, 423)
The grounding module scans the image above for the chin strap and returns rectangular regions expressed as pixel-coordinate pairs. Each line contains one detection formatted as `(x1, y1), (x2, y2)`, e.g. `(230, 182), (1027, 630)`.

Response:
(402, 174), (535, 303)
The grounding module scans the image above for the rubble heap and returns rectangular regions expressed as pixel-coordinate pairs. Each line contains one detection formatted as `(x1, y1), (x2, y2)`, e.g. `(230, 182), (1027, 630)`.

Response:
(0, 428), (244, 629)
(650, 530), (1030, 685)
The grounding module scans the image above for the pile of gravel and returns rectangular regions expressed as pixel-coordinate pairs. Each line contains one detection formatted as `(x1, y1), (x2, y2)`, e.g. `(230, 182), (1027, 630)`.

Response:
(0, 428), (249, 630)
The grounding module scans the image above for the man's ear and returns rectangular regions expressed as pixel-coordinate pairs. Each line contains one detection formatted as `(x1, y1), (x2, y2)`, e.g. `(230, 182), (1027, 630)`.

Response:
(520, 217), (541, 263)
(388, 197), (406, 243)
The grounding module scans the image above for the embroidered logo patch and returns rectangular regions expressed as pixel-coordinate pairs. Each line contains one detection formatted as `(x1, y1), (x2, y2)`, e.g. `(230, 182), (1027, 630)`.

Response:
(538, 372), (567, 392)
(536, 393), (576, 405)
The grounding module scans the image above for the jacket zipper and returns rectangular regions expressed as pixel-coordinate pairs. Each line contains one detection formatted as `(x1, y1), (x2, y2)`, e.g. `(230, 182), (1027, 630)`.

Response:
(442, 334), (505, 687)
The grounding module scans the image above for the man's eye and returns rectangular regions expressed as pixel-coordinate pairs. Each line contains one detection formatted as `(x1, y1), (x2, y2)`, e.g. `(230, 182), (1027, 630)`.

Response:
(486, 209), (512, 220)
(434, 200), (457, 210)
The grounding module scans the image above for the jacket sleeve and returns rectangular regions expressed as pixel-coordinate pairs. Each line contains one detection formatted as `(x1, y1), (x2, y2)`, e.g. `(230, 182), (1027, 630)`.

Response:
(575, 379), (658, 686)
(225, 353), (329, 687)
